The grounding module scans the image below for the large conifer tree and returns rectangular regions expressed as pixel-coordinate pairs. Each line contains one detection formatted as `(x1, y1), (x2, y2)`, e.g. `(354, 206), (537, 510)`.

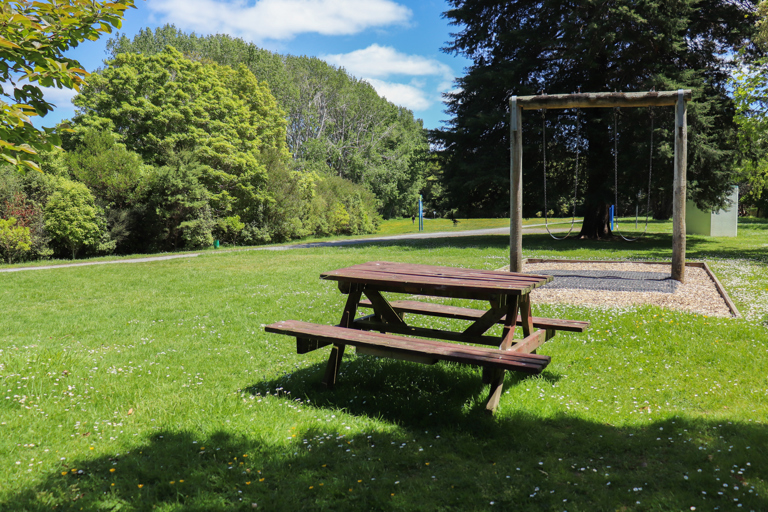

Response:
(436, 0), (757, 238)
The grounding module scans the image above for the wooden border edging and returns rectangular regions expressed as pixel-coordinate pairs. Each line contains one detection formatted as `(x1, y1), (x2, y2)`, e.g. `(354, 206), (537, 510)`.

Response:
(697, 262), (740, 319)
(516, 259), (740, 319)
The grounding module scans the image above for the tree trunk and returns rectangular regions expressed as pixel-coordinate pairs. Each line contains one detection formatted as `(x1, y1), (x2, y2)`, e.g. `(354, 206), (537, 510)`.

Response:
(578, 202), (612, 239)
(577, 108), (614, 239)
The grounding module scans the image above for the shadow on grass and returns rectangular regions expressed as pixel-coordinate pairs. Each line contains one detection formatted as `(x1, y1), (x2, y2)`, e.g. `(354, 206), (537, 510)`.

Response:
(8, 357), (767, 511)
(329, 231), (768, 266)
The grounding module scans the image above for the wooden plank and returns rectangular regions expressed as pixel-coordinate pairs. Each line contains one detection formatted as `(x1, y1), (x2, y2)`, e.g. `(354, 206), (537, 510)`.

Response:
(499, 295), (519, 351)
(363, 289), (405, 325)
(519, 295), (534, 337)
(356, 283), (520, 302)
(321, 262), (553, 296)
(322, 344), (345, 388)
(322, 285), (361, 387)
(350, 267), (552, 287)
(485, 368), (506, 413)
(700, 262), (740, 318)
(462, 298), (508, 337)
(323, 270), (550, 293)
(329, 261), (551, 282)
(358, 299), (590, 332)
(509, 329), (547, 354)
(352, 318), (503, 347)
(356, 345), (438, 365)
(339, 286), (362, 327)
(297, 338), (331, 354)
(515, 90), (692, 110)
(265, 320), (550, 373)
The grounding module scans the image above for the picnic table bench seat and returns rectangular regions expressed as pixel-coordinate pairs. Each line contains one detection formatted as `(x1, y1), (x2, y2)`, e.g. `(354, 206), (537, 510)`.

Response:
(358, 299), (589, 333)
(265, 320), (551, 375)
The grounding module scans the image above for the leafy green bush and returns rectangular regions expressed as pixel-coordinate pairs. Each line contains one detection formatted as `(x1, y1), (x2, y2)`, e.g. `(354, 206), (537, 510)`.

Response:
(0, 165), (52, 260)
(0, 217), (31, 263)
(44, 178), (105, 259)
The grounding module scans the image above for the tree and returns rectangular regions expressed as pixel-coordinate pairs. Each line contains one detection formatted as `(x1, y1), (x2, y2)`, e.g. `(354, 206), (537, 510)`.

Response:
(0, 0), (134, 171)
(732, 1), (768, 215)
(69, 46), (289, 225)
(145, 154), (213, 251)
(65, 128), (149, 209)
(44, 178), (102, 259)
(758, 0), (768, 47)
(216, 215), (245, 246)
(436, 0), (757, 238)
(106, 26), (429, 218)
(0, 216), (31, 263)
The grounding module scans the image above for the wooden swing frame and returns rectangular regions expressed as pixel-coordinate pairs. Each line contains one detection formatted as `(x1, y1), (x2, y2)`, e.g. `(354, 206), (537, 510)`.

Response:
(509, 90), (692, 282)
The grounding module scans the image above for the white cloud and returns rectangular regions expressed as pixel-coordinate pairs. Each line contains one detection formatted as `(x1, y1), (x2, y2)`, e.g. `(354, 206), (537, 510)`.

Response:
(148, 0), (411, 41)
(322, 45), (457, 111)
(363, 78), (431, 111)
(322, 44), (452, 81)
(38, 86), (77, 109)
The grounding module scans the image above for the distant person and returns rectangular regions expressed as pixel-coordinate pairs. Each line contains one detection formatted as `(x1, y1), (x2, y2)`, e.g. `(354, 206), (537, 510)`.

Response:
(412, 215), (415, 224)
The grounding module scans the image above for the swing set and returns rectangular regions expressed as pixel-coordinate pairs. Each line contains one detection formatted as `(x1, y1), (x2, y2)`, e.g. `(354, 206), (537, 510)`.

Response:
(541, 106), (655, 242)
(509, 90), (691, 282)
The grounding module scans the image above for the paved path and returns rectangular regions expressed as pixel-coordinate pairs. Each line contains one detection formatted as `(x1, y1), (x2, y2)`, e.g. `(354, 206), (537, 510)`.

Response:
(0, 223), (576, 273)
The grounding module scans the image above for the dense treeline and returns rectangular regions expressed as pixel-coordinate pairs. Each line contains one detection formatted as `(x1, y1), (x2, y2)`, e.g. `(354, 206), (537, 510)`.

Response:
(733, 1), (768, 215)
(0, 40), (425, 262)
(107, 26), (429, 219)
(434, 0), (758, 237)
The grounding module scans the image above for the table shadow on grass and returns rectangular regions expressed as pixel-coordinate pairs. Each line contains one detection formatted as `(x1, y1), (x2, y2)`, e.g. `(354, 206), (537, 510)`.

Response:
(248, 356), (542, 428)
(8, 390), (767, 510)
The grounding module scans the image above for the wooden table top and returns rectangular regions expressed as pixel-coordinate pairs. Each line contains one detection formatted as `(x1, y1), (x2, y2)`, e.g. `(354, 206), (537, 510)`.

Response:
(321, 261), (553, 297)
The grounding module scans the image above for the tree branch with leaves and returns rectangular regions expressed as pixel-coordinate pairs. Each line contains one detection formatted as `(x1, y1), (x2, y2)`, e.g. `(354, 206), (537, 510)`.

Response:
(0, 0), (135, 171)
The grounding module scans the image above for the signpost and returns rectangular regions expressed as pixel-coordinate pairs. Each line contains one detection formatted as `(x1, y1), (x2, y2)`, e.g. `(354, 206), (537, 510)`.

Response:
(418, 195), (424, 231)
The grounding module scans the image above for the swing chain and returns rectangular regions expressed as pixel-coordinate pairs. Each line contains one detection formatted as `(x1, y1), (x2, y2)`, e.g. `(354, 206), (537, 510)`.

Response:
(542, 108), (579, 240)
(542, 108), (547, 223)
(612, 104), (653, 242)
(614, 106), (620, 224)
(647, 107), (654, 222)
(573, 110), (580, 220)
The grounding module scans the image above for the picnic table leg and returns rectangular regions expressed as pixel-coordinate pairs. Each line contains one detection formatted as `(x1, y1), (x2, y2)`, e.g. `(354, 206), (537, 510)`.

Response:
(500, 295), (520, 351)
(322, 344), (345, 388)
(486, 294), (521, 413)
(519, 295), (534, 338)
(322, 285), (362, 388)
(485, 369), (505, 413)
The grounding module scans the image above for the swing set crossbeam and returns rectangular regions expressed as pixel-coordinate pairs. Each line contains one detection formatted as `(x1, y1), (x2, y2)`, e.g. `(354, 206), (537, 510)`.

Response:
(514, 90), (692, 110)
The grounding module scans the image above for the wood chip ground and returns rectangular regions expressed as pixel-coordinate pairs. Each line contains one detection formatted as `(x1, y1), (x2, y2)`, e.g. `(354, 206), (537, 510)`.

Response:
(499, 262), (732, 318)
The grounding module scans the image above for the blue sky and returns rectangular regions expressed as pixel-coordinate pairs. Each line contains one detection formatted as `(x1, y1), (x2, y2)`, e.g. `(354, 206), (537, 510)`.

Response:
(40, 0), (470, 131)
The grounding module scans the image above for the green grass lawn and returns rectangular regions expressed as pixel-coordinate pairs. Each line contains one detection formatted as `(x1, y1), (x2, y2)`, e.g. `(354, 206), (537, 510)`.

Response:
(2, 220), (768, 510)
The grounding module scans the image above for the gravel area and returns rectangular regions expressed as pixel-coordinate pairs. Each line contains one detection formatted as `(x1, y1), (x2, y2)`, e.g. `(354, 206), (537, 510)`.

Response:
(536, 269), (680, 293)
(505, 261), (733, 317)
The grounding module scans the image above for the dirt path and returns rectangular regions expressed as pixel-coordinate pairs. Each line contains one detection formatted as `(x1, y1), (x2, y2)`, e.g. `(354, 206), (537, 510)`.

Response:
(0, 224), (570, 273)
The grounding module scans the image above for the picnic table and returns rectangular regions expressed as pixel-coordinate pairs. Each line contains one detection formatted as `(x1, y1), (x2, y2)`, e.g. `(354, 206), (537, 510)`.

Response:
(266, 261), (589, 413)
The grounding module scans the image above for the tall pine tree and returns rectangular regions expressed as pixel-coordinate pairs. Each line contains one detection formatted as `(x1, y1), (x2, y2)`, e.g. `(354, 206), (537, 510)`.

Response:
(435, 0), (757, 238)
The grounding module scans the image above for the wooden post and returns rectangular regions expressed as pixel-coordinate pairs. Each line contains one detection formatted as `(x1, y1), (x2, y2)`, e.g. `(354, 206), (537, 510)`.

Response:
(672, 90), (687, 283)
(509, 97), (523, 272)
